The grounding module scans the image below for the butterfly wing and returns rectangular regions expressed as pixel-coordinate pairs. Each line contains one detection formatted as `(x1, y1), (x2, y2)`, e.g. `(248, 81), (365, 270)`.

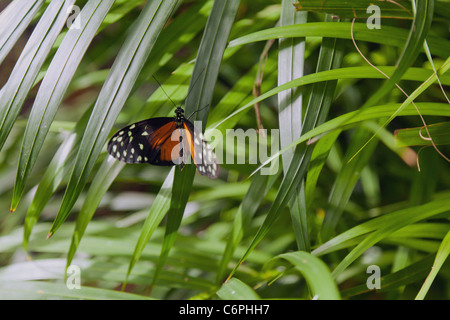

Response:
(108, 117), (220, 179)
(183, 120), (220, 179)
(107, 118), (181, 166)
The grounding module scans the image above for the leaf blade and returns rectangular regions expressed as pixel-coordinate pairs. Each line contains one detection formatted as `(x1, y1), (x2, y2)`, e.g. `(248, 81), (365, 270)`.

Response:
(12, 0), (115, 211)
(275, 251), (340, 300)
(48, 0), (181, 237)
(150, 0), (241, 287)
(0, 0), (74, 153)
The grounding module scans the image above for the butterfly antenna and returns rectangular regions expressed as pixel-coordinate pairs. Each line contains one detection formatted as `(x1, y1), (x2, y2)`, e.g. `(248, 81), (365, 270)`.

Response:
(180, 67), (208, 110)
(152, 75), (178, 108)
(187, 104), (209, 120)
(153, 68), (207, 116)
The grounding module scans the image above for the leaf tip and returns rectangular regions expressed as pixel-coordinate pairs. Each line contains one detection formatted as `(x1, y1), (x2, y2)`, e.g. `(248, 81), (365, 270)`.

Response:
(10, 197), (19, 213)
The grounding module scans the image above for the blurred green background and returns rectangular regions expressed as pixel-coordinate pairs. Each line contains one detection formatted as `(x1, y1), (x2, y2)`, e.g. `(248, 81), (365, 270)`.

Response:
(0, 0), (449, 300)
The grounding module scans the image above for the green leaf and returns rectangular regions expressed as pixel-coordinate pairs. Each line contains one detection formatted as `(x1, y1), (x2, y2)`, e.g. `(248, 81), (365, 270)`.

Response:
(217, 278), (260, 300)
(395, 122), (450, 147)
(209, 53), (277, 133)
(228, 16), (345, 278)
(150, 165), (196, 287)
(0, 280), (151, 300)
(274, 251), (340, 300)
(216, 172), (273, 283)
(22, 112), (87, 250)
(349, 55), (450, 163)
(357, 0), (435, 112)
(252, 101), (450, 176)
(416, 230), (450, 300)
(212, 66), (450, 133)
(0, 0), (74, 153)
(278, 0), (306, 171)
(313, 198), (450, 257)
(321, 124), (381, 241)
(11, 0), (113, 210)
(66, 157), (125, 269)
(305, 129), (342, 211)
(363, 121), (417, 167)
(150, 0), (241, 287)
(294, 0), (413, 19)
(312, 197), (450, 277)
(113, 66), (195, 288)
(140, 0), (213, 78)
(22, 105), (94, 249)
(123, 168), (175, 288)
(12, 0), (115, 211)
(0, 0), (44, 65)
(342, 255), (435, 298)
(278, 0), (309, 252)
(229, 22), (450, 59)
(184, 0), (241, 123)
(48, 0), (181, 237)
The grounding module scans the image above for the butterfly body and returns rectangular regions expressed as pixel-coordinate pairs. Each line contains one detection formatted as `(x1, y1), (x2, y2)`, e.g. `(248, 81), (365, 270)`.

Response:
(107, 106), (219, 179)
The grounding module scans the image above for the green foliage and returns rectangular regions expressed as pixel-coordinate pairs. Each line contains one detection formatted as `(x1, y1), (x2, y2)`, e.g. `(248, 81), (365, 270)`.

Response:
(0, 0), (449, 300)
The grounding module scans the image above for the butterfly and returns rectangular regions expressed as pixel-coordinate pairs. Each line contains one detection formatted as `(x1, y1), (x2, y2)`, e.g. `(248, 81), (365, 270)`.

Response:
(107, 106), (219, 179)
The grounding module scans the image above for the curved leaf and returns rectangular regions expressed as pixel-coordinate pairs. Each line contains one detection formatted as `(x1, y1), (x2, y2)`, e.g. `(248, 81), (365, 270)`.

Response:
(416, 230), (450, 300)
(151, 0), (241, 287)
(278, 0), (308, 252)
(0, 0), (44, 65)
(48, 0), (181, 237)
(0, 280), (151, 300)
(274, 251), (340, 300)
(0, 0), (74, 152)
(212, 66), (450, 132)
(217, 278), (260, 300)
(228, 22), (450, 58)
(12, 0), (115, 211)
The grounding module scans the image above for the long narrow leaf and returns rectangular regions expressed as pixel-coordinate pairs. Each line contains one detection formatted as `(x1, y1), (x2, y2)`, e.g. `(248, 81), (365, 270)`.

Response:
(294, 0), (413, 19)
(278, 0), (309, 252)
(395, 122), (450, 147)
(0, 280), (151, 300)
(212, 66), (450, 132)
(151, 0), (241, 287)
(0, 0), (74, 152)
(326, 198), (450, 277)
(216, 172), (272, 283)
(22, 105), (93, 250)
(48, 0), (181, 237)
(217, 278), (260, 300)
(123, 168), (175, 288)
(278, 0), (305, 171)
(359, 0), (434, 110)
(150, 165), (196, 287)
(305, 129), (342, 211)
(416, 230), (450, 300)
(321, 124), (381, 241)
(66, 157), (125, 269)
(228, 22), (449, 58)
(231, 15), (342, 275)
(12, 0), (115, 211)
(342, 255), (435, 298)
(274, 251), (340, 300)
(0, 0), (44, 65)
(228, 16), (345, 279)
(122, 64), (194, 287)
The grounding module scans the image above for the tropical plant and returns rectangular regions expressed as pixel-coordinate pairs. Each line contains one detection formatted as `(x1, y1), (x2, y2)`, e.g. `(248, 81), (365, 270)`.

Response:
(0, 0), (448, 300)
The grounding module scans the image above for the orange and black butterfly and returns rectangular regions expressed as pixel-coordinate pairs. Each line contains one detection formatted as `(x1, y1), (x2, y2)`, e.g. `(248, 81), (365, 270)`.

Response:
(107, 106), (219, 179)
